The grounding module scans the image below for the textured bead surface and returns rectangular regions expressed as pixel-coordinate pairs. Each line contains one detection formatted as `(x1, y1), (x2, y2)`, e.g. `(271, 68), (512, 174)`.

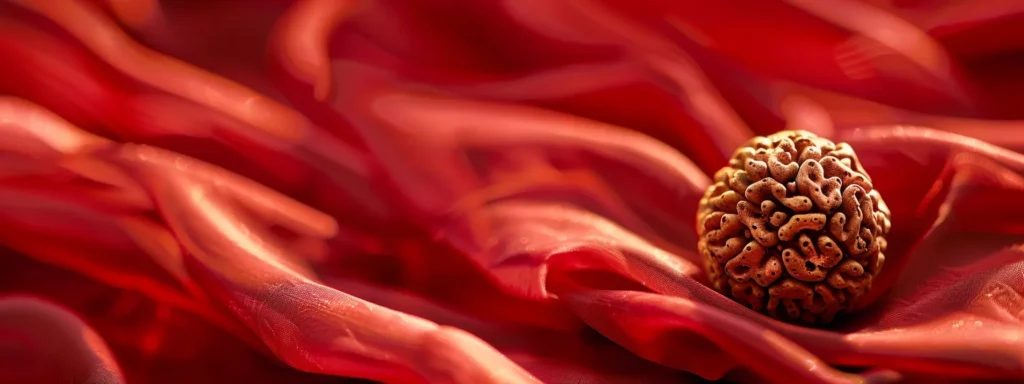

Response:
(697, 130), (891, 325)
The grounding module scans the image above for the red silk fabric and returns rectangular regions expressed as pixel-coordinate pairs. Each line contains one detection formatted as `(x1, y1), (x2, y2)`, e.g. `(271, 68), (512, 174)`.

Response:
(1, 0), (1023, 383)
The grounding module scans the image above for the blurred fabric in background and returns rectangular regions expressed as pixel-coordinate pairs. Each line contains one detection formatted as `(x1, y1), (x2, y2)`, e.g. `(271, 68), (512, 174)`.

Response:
(0, 0), (1023, 383)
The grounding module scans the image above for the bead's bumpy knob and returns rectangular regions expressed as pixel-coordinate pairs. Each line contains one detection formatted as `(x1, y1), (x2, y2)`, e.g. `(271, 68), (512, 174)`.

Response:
(697, 130), (891, 325)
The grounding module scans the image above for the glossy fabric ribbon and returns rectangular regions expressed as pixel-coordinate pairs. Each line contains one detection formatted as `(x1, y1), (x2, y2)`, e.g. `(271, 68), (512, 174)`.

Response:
(1, 1), (1023, 383)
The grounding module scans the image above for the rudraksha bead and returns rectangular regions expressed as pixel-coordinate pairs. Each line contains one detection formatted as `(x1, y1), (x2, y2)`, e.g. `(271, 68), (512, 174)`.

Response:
(697, 130), (891, 325)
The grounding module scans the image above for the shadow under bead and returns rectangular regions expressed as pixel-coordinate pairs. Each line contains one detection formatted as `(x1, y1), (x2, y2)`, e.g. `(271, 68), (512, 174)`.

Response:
(697, 130), (891, 326)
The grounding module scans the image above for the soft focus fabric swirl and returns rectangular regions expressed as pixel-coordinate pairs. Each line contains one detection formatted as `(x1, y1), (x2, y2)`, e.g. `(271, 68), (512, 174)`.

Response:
(1, 0), (1023, 383)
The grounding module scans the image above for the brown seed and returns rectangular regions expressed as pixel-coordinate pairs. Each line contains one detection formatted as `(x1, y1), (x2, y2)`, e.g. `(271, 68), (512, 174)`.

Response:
(696, 130), (891, 326)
